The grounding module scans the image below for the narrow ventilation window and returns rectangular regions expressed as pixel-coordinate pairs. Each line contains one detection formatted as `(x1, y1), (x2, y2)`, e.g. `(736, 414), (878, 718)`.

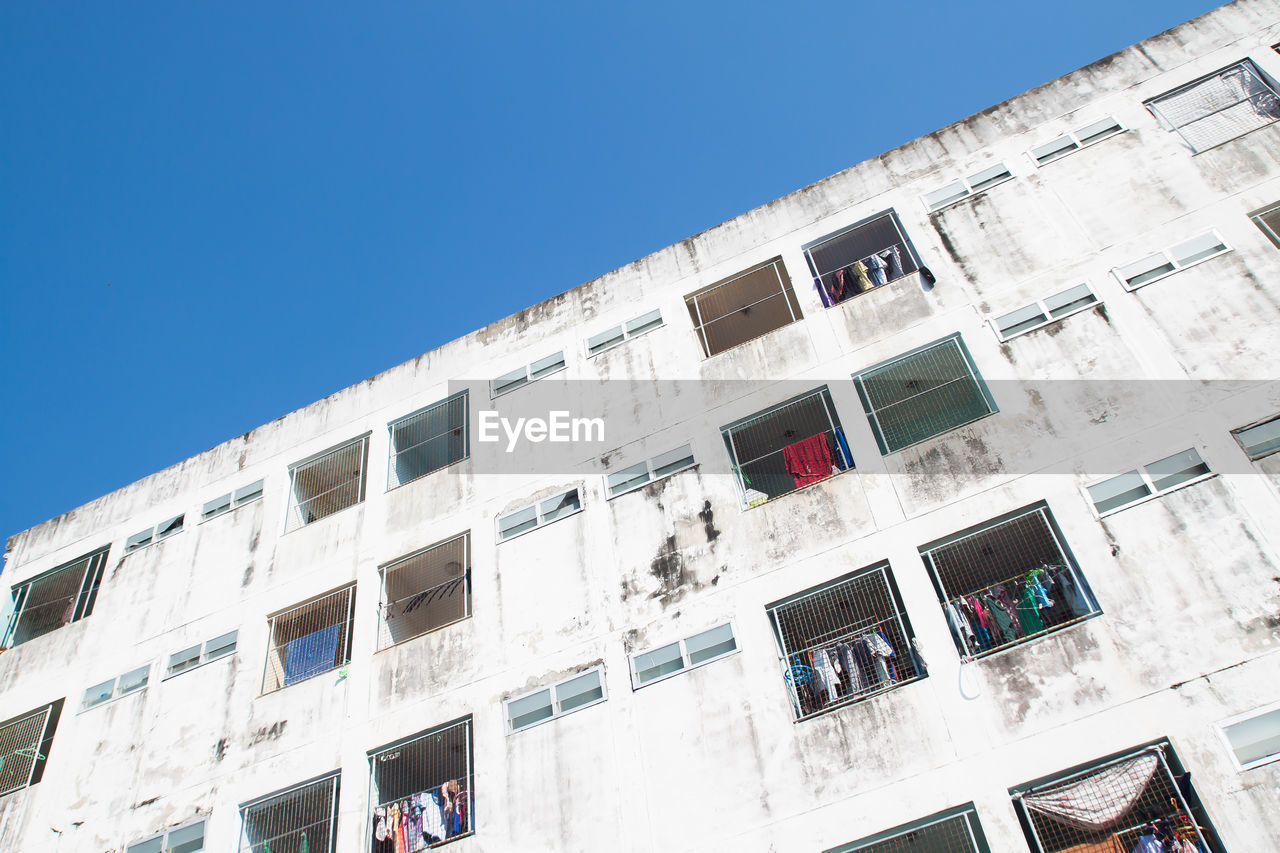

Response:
(202, 479), (265, 522)
(1233, 414), (1280, 460)
(685, 257), (801, 357)
(1030, 116), (1124, 165)
(506, 666), (606, 733)
(81, 664), (150, 710)
(285, 436), (369, 532)
(606, 444), (696, 498)
(587, 308), (664, 356)
(1220, 704), (1280, 771)
(1086, 448), (1212, 515)
(126, 820), (206, 853)
(630, 623), (737, 688)
(1146, 59), (1280, 152)
(166, 630), (238, 678)
(923, 162), (1014, 211)
(991, 283), (1099, 340)
(492, 351), (566, 397)
(496, 488), (582, 541)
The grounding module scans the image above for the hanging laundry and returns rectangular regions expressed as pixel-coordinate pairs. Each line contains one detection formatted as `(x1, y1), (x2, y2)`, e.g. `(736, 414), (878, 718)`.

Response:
(993, 586), (1023, 636)
(833, 427), (853, 470)
(835, 642), (863, 693)
(1017, 585), (1046, 635)
(982, 592), (1017, 643)
(947, 602), (977, 651)
(851, 261), (873, 293)
(814, 276), (833, 308)
(421, 791), (446, 843)
(811, 647), (839, 704)
(782, 433), (833, 488)
(959, 599), (991, 651)
(866, 631), (895, 683)
(864, 253), (888, 287)
(883, 245), (905, 280)
(831, 268), (849, 302)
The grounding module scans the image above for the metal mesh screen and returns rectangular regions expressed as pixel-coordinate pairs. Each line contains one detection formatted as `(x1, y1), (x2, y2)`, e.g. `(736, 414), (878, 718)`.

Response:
(768, 565), (922, 720)
(1148, 60), (1280, 152)
(0, 705), (52, 797)
(722, 387), (851, 505)
(805, 213), (919, 306)
(855, 337), (993, 454)
(922, 507), (1098, 659)
(378, 534), (471, 650)
(369, 719), (473, 851)
(286, 437), (369, 532)
(4, 548), (108, 647)
(837, 809), (986, 852)
(388, 394), (468, 489)
(685, 258), (801, 356)
(263, 587), (355, 693)
(240, 774), (339, 853)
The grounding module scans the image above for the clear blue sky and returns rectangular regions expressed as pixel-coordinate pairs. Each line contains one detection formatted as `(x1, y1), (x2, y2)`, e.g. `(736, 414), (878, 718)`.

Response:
(0, 1), (1224, 548)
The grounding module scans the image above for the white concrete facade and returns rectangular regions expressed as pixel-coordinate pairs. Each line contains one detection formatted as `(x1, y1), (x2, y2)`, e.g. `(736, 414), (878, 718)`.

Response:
(4, 2), (1280, 851)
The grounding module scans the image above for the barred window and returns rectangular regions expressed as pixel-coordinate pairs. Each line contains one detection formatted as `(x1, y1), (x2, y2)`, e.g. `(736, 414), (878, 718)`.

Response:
(388, 392), (469, 489)
(766, 563), (923, 721)
(202, 479), (265, 521)
(804, 211), (920, 308)
(262, 586), (355, 693)
(0, 700), (61, 797)
(286, 436), (369, 532)
(824, 804), (990, 853)
(721, 387), (853, 508)
(853, 334), (996, 455)
(3, 547), (108, 648)
(1147, 59), (1280, 153)
(685, 257), (801, 357)
(240, 773), (339, 853)
(378, 533), (471, 650)
(1112, 231), (1230, 291)
(126, 819), (206, 853)
(920, 504), (1100, 660)
(1251, 201), (1280, 250)
(1086, 448), (1212, 516)
(369, 718), (474, 849)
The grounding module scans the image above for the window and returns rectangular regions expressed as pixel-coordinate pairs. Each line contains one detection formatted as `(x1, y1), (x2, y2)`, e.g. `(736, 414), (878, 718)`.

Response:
(721, 387), (852, 508)
(285, 436), (369, 533)
(505, 666), (606, 733)
(82, 664), (150, 710)
(3, 547), (108, 648)
(1030, 116), (1124, 165)
(368, 718), (474, 849)
(853, 335), (996, 455)
(239, 773), (339, 853)
(1012, 743), (1221, 852)
(766, 563), (923, 721)
(1220, 703), (1280, 771)
(1146, 59), (1280, 153)
(0, 700), (61, 797)
(630, 623), (737, 688)
(262, 586), (355, 693)
(378, 533), (471, 650)
(804, 211), (921, 307)
(606, 444), (696, 498)
(388, 392), (469, 489)
(922, 162), (1013, 212)
(1251, 201), (1280, 249)
(685, 257), (801, 357)
(824, 804), (991, 853)
(990, 283), (1099, 340)
(125, 514), (185, 554)
(166, 630), (238, 678)
(126, 819), (206, 853)
(920, 504), (1099, 660)
(1112, 231), (1230, 290)
(496, 488), (582, 541)
(202, 479), (265, 521)
(491, 351), (566, 397)
(587, 308), (664, 355)
(1233, 414), (1280, 460)
(1086, 447), (1212, 515)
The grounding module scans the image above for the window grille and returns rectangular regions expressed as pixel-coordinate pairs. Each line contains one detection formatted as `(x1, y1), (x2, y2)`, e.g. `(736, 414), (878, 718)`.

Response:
(82, 664), (150, 710)
(1030, 116), (1124, 165)
(3, 547), (109, 648)
(0, 702), (58, 797)
(203, 479), (265, 521)
(388, 392), (469, 489)
(1220, 703), (1280, 771)
(1233, 414), (1280, 460)
(991, 283), (1099, 341)
(286, 436), (369, 532)
(685, 257), (801, 357)
(1086, 448), (1212, 515)
(125, 819), (206, 853)
(853, 335), (996, 455)
(923, 162), (1013, 211)
(496, 488), (582, 541)
(125, 514), (185, 554)
(825, 804), (990, 853)
(505, 667), (606, 732)
(262, 586), (355, 693)
(721, 387), (852, 508)
(368, 718), (474, 850)
(630, 623), (737, 688)
(766, 564), (923, 721)
(1251, 201), (1280, 250)
(240, 773), (339, 853)
(1013, 745), (1219, 852)
(587, 308), (664, 355)
(1147, 59), (1280, 153)
(920, 505), (1099, 660)
(804, 211), (920, 308)
(606, 444), (696, 498)
(378, 533), (471, 650)
(492, 351), (566, 397)
(1112, 231), (1230, 290)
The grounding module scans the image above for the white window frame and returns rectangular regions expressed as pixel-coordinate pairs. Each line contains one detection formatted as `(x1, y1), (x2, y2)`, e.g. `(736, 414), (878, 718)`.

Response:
(1232, 414), (1280, 461)
(1218, 700), (1280, 772)
(165, 630), (239, 679)
(81, 664), (151, 711)
(125, 514), (185, 554)
(629, 622), (738, 689)
(1085, 447), (1214, 517)
(1028, 116), (1125, 166)
(1250, 201), (1280, 250)
(922, 162), (1014, 212)
(261, 585), (356, 694)
(1111, 230), (1231, 291)
(125, 818), (207, 853)
(989, 283), (1100, 341)
(496, 487), (582, 542)
(605, 444), (696, 498)
(239, 773), (340, 853)
(284, 435), (370, 533)
(201, 479), (265, 522)
(491, 351), (567, 398)
(586, 309), (664, 356)
(387, 391), (470, 489)
(505, 665), (607, 734)
(376, 532), (472, 650)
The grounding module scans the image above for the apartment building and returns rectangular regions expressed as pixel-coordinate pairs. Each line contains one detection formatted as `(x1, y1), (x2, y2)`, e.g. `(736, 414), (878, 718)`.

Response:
(4, 1), (1280, 851)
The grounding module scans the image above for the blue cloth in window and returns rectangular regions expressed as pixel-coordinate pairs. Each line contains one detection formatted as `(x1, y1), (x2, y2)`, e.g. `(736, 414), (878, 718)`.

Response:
(283, 623), (341, 685)
(834, 427), (853, 470)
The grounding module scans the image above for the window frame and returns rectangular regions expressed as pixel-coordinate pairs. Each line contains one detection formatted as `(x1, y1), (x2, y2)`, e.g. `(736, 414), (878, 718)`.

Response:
(1218, 700), (1280, 772)
(124, 514), (185, 554)
(495, 487), (583, 543)
(1111, 230), (1231, 291)
(367, 716), (475, 847)
(989, 283), (1100, 341)
(629, 622), (739, 689)
(1232, 413), (1280, 461)
(491, 351), (567, 398)
(201, 479), (265, 522)
(1028, 116), (1125, 166)
(1085, 447), (1214, 517)
(376, 532), (472, 650)
(3, 547), (109, 648)
(0, 701), (61, 797)
(605, 443), (697, 499)
(1250, 200), (1280, 249)
(1146, 58), (1280, 153)
(922, 162), (1014, 212)
(586, 308), (664, 357)
(261, 585), (357, 694)
(284, 434), (371, 533)
(164, 629), (239, 679)
(238, 772), (340, 853)
(124, 818), (207, 853)
(387, 390), (470, 490)
(504, 665), (607, 734)
(684, 256), (802, 358)
(81, 663), (151, 712)
(823, 803), (992, 853)
(802, 210), (922, 308)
